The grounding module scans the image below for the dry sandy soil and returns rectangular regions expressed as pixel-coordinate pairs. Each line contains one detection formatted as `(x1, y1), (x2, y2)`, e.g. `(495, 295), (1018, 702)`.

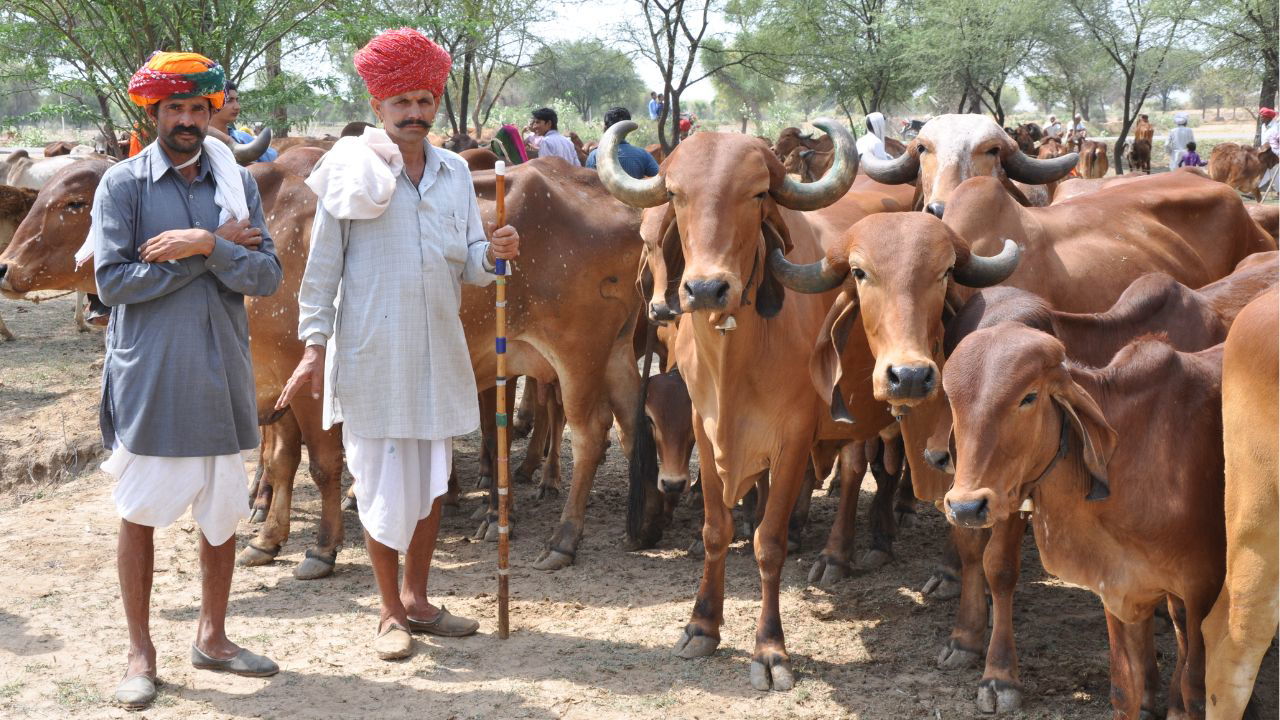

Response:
(0, 295), (1276, 720)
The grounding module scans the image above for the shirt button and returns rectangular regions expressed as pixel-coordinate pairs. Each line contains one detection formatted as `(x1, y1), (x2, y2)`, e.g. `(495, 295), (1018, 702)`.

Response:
(188, 194), (194, 200)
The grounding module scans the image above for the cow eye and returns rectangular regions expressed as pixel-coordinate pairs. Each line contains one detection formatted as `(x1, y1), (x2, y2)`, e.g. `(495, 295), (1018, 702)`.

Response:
(987, 147), (999, 156)
(1019, 391), (1037, 407)
(916, 145), (927, 154)
(755, 191), (766, 200)
(66, 201), (88, 210)
(852, 268), (867, 281)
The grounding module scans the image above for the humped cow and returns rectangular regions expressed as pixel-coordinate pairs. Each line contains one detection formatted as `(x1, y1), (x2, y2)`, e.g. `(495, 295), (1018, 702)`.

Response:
(1208, 142), (1278, 202)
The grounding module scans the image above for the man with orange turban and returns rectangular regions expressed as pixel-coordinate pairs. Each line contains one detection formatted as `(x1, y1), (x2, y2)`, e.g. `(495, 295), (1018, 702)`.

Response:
(278, 28), (520, 661)
(96, 50), (282, 709)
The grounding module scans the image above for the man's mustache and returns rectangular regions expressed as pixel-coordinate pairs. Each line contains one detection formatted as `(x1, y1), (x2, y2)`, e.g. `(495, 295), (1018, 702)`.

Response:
(396, 119), (431, 129)
(172, 125), (204, 137)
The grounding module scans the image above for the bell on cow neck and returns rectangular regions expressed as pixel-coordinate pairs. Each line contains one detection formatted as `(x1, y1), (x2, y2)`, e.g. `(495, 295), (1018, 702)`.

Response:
(1019, 497), (1035, 518)
(713, 314), (737, 335)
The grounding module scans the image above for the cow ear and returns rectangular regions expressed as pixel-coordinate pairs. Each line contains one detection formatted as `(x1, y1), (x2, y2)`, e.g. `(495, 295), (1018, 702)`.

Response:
(646, 205), (684, 319)
(809, 288), (861, 423)
(756, 220), (788, 318)
(1052, 380), (1117, 501)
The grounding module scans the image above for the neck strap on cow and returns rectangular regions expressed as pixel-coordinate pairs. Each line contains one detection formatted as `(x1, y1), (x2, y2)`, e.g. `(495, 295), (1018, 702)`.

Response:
(1026, 403), (1071, 500)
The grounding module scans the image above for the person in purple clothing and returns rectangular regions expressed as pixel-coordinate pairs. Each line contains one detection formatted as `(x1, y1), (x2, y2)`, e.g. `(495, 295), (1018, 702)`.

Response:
(1178, 141), (1206, 168)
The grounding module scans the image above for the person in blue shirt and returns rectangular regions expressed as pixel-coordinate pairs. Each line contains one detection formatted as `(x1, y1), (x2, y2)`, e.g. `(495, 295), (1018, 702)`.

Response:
(210, 81), (278, 163)
(586, 107), (660, 179)
(648, 91), (662, 121)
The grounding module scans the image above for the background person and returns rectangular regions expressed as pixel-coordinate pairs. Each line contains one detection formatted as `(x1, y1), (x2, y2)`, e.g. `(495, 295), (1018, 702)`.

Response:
(528, 107), (579, 166)
(1168, 113), (1195, 170)
(209, 81), (277, 163)
(585, 106), (659, 178)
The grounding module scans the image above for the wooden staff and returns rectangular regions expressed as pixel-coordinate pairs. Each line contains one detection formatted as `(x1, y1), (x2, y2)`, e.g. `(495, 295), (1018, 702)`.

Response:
(494, 160), (511, 639)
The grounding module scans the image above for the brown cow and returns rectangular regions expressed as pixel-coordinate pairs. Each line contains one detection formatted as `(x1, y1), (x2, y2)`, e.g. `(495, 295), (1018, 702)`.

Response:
(645, 143), (665, 166)
(1209, 142), (1278, 202)
(42, 141), (79, 157)
(1203, 288), (1279, 720)
(1076, 139), (1108, 178)
(458, 147), (499, 172)
(272, 146), (326, 178)
(1127, 138), (1152, 174)
(0, 184), (39, 340)
(595, 117), (922, 690)
(443, 132), (479, 152)
(860, 114), (1077, 217)
(644, 368), (696, 522)
(771, 196), (1272, 710)
(1246, 202), (1279, 240)
(771, 126), (833, 161)
(269, 136), (335, 154)
(943, 325), (1225, 720)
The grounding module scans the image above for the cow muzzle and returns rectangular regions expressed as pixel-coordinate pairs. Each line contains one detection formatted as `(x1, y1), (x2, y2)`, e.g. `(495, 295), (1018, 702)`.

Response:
(883, 361), (938, 402)
(925, 201), (946, 218)
(659, 474), (689, 494)
(681, 274), (735, 312)
(943, 489), (997, 528)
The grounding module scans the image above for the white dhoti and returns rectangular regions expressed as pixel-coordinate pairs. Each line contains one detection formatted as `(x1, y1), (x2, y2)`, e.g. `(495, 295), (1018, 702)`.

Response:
(343, 427), (451, 553)
(105, 444), (251, 546)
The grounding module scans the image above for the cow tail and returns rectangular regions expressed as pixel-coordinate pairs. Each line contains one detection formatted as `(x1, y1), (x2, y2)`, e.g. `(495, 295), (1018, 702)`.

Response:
(627, 320), (660, 545)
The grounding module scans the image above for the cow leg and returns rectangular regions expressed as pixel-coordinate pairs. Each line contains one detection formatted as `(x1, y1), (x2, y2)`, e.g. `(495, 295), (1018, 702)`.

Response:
(1204, 533), (1279, 720)
(938, 524), (990, 669)
(674, 423), (733, 662)
(529, 385), (611, 571)
(512, 377), (536, 439)
(247, 427), (275, 523)
(786, 464), (816, 553)
(603, 335), (666, 547)
(237, 412), (303, 567)
(748, 442), (810, 691)
(476, 387), (497, 489)
(0, 312), (12, 341)
(535, 388), (565, 501)
(515, 384), (550, 487)
(808, 441), (865, 587)
(862, 436), (902, 571)
(74, 291), (90, 332)
(976, 515), (1028, 713)
(921, 535), (963, 600)
(1104, 610), (1153, 720)
(289, 395), (345, 580)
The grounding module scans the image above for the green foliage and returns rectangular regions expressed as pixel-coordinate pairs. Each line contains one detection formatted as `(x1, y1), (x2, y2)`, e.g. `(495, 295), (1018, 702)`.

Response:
(521, 40), (645, 121)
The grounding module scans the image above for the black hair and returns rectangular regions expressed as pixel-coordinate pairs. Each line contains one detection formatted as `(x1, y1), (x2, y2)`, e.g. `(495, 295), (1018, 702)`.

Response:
(1187, 141), (1197, 151)
(224, 81), (238, 93)
(531, 107), (557, 129)
(603, 106), (631, 131)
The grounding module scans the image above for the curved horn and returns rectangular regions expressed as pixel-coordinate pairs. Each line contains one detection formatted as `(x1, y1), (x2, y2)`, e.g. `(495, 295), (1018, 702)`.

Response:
(206, 126), (273, 164)
(597, 121), (667, 208)
(953, 239), (1021, 288)
(771, 118), (858, 211)
(861, 143), (920, 184)
(768, 247), (848, 294)
(1004, 147), (1077, 184)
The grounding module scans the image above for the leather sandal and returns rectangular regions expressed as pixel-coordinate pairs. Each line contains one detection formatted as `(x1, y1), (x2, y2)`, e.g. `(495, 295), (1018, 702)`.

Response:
(374, 622), (413, 660)
(114, 674), (158, 710)
(190, 644), (279, 677)
(406, 605), (479, 637)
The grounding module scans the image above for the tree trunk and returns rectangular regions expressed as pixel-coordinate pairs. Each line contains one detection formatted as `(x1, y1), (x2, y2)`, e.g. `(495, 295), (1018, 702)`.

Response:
(442, 90), (459, 135)
(94, 91), (121, 158)
(1258, 65), (1278, 145)
(457, 48), (474, 137)
(266, 40), (287, 137)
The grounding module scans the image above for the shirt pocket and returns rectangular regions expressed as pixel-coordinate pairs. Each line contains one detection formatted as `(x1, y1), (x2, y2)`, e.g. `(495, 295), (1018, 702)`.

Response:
(440, 213), (469, 267)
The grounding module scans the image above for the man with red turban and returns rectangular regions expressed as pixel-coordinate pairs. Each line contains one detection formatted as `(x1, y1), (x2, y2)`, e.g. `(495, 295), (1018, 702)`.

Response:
(97, 50), (282, 709)
(279, 28), (520, 661)
(1261, 107), (1279, 193)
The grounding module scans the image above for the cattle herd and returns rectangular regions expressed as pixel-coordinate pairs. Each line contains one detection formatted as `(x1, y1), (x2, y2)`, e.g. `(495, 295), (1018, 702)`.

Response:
(0, 113), (1278, 719)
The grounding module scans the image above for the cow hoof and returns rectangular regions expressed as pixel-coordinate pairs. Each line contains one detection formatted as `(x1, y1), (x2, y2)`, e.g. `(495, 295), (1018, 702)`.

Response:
(535, 485), (559, 501)
(687, 539), (705, 559)
(531, 549), (574, 571)
(857, 549), (893, 572)
(514, 467), (535, 485)
(341, 495), (358, 512)
(921, 571), (962, 600)
(470, 505), (489, 521)
(248, 507), (267, 524)
(807, 554), (852, 587)
(896, 508), (916, 529)
(236, 544), (280, 567)
(749, 655), (794, 691)
(476, 475), (492, 490)
(673, 628), (719, 659)
(937, 639), (981, 669)
(472, 517), (500, 542)
(976, 678), (1023, 714)
(294, 554), (336, 580)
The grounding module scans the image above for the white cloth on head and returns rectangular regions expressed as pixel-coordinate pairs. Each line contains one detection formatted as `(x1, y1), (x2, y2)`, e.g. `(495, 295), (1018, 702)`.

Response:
(74, 135), (249, 268)
(856, 112), (889, 160)
(105, 443), (251, 546)
(343, 426), (451, 553)
(305, 127), (405, 221)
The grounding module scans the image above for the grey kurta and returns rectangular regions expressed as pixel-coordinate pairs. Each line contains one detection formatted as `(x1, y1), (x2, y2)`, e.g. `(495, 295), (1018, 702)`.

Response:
(297, 142), (494, 439)
(93, 142), (283, 456)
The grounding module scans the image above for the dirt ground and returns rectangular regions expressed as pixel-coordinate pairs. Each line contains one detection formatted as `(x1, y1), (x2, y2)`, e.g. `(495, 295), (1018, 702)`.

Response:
(0, 295), (1276, 720)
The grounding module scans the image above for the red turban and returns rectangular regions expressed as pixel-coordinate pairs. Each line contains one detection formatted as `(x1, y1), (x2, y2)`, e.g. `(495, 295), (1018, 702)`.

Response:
(355, 28), (452, 101)
(1261, 107), (1277, 121)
